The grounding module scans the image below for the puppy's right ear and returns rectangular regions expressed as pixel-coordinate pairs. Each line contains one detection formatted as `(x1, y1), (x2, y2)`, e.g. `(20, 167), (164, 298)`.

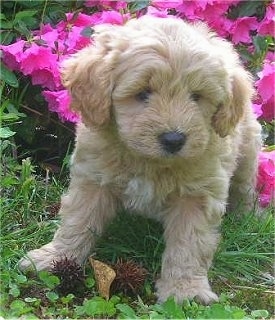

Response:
(62, 28), (119, 127)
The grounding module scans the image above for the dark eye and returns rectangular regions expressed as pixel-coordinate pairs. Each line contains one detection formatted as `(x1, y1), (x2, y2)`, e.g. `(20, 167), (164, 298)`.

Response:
(136, 89), (151, 102)
(191, 93), (201, 102)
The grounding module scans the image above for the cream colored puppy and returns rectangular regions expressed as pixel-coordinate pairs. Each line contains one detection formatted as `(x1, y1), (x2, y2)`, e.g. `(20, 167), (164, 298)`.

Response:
(20, 16), (262, 304)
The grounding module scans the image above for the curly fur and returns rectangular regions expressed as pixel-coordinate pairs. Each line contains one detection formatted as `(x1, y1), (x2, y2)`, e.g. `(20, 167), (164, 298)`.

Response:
(19, 16), (262, 304)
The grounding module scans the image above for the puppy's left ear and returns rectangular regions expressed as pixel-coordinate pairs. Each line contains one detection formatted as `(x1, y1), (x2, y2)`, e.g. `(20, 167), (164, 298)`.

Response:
(212, 68), (254, 138)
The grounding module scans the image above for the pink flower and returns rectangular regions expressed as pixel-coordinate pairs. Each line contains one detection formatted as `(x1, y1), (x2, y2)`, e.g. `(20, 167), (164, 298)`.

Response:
(90, 10), (130, 25)
(151, 0), (182, 9)
(20, 44), (61, 90)
(146, 6), (170, 18)
(43, 90), (80, 123)
(230, 16), (258, 44)
(36, 28), (59, 50)
(21, 44), (54, 74)
(258, 5), (275, 36)
(62, 26), (92, 53)
(265, 51), (275, 63)
(197, 2), (233, 37)
(256, 61), (275, 102)
(261, 97), (275, 122)
(84, 0), (99, 7)
(85, 1), (127, 10)
(31, 69), (60, 90)
(0, 40), (25, 70)
(257, 150), (275, 207)
(176, 1), (205, 20)
(252, 103), (263, 119)
(65, 12), (96, 27)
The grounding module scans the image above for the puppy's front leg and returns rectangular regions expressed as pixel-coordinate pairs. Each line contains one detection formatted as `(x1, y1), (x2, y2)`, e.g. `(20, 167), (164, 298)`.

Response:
(156, 196), (222, 304)
(19, 178), (117, 271)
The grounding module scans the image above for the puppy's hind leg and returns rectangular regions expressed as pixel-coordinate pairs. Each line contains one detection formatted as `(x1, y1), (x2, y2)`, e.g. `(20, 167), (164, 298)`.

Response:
(19, 177), (117, 271)
(229, 124), (262, 213)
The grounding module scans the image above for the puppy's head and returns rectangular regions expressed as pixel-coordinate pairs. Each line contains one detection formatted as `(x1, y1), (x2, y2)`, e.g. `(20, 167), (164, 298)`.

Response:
(62, 16), (254, 159)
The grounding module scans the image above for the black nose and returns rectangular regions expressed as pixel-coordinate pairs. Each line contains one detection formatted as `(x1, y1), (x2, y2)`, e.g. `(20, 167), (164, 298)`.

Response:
(158, 131), (186, 154)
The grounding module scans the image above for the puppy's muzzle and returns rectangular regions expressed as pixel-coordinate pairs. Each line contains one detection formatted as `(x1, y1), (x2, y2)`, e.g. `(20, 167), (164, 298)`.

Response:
(158, 131), (186, 154)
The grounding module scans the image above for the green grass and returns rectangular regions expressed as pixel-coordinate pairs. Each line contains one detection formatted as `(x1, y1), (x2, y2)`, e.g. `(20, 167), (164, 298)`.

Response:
(1, 158), (274, 319)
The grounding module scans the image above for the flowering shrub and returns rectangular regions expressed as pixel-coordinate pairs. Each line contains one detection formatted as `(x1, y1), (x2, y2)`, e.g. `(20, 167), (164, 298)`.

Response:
(1, 0), (274, 206)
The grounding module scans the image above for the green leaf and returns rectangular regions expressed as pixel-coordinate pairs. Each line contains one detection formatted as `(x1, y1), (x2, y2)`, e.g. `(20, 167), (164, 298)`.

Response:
(162, 297), (185, 319)
(15, 274), (28, 284)
(9, 283), (20, 297)
(251, 309), (269, 319)
(0, 20), (13, 29)
(14, 10), (37, 21)
(46, 291), (59, 302)
(0, 127), (16, 138)
(85, 276), (95, 288)
(116, 303), (138, 318)
(10, 299), (27, 310)
(81, 26), (94, 38)
(234, 1), (262, 17)
(9, 299), (33, 315)
(128, 1), (150, 13)
(253, 36), (268, 54)
(14, 20), (31, 38)
(0, 62), (19, 88)
(38, 271), (60, 289)
(61, 293), (75, 304)
(24, 297), (40, 303)
(13, 10), (38, 29)
(1, 113), (20, 121)
(82, 297), (116, 317)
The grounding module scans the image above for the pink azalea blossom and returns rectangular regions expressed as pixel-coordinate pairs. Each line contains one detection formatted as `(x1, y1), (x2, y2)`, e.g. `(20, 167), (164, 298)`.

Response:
(261, 97), (275, 122)
(43, 90), (80, 123)
(146, 6), (170, 18)
(0, 40), (25, 70)
(20, 44), (55, 74)
(151, 0), (182, 9)
(252, 103), (263, 119)
(85, 1), (127, 10)
(36, 28), (59, 50)
(256, 61), (275, 102)
(265, 51), (275, 63)
(31, 69), (60, 90)
(258, 5), (275, 36)
(230, 16), (258, 44)
(257, 150), (275, 207)
(20, 44), (61, 89)
(197, 2), (234, 37)
(176, 1), (205, 20)
(62, 26), (92, 53)
(90, 10), (130, 25)
(255, 62), (274, 121)
(65, 12), (96, 27)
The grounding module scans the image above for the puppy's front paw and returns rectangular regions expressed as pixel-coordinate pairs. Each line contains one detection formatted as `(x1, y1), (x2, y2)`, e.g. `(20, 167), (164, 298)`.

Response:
(156, 276), (218, 305)
(19, 243), (63, 271)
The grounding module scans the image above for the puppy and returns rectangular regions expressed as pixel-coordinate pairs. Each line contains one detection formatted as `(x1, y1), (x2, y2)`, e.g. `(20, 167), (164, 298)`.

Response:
(19, 16), (262, 304)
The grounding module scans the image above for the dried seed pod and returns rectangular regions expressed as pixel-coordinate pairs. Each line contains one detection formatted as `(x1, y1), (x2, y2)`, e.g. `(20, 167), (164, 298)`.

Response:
(51, 256), (84, 295)
(111, 259), (148, 295)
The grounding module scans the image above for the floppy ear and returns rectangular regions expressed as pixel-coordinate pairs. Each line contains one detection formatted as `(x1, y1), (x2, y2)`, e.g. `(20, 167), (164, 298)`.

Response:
(212, 68), (254, 138)
(61, 27), (120, 127)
